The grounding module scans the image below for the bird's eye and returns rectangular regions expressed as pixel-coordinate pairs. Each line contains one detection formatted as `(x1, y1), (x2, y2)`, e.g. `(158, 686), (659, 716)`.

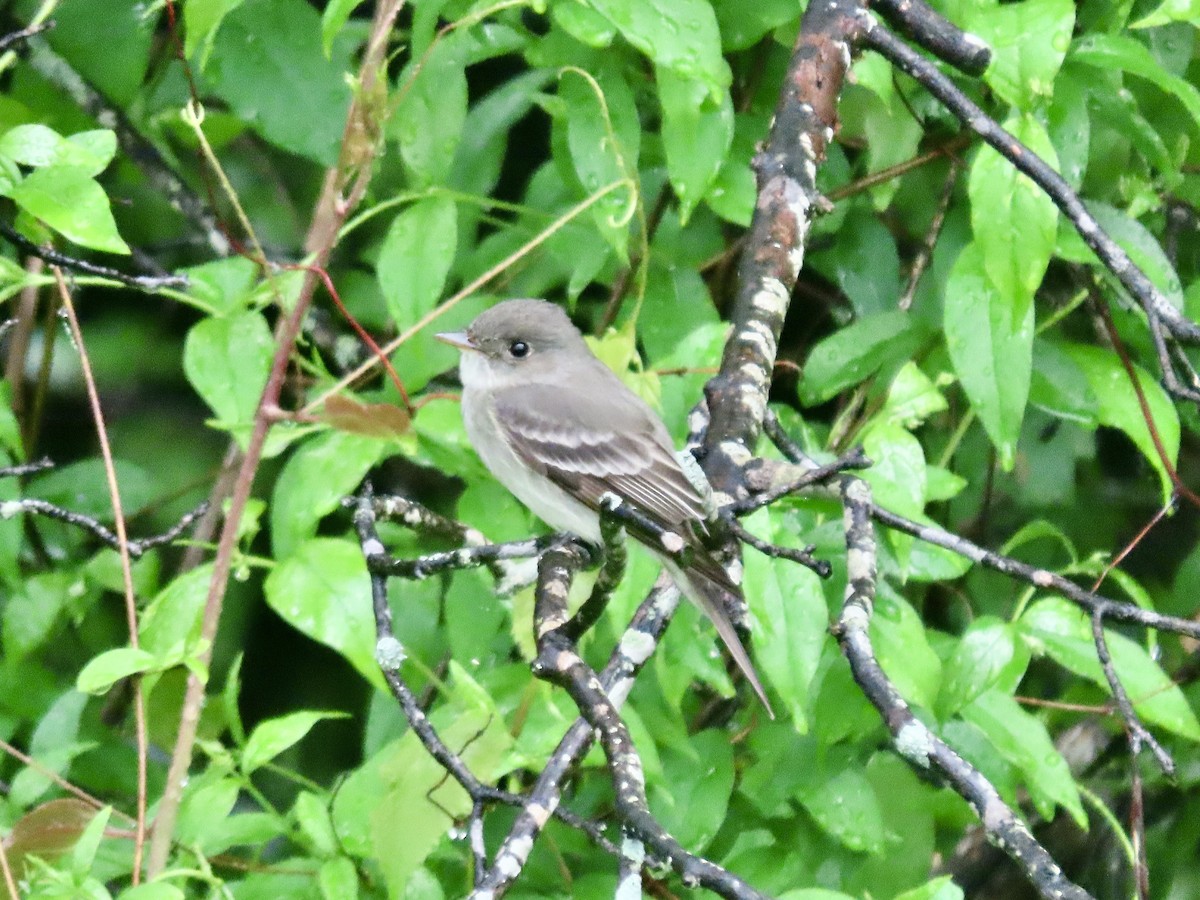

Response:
(509, 340), (530, 358)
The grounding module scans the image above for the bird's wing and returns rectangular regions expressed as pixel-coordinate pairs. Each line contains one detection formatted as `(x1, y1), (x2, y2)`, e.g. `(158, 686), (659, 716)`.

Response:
(491, 379), (707, 531)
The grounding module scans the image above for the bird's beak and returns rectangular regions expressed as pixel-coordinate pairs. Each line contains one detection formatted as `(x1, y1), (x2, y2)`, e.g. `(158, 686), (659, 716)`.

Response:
(435, 331), (477, 352)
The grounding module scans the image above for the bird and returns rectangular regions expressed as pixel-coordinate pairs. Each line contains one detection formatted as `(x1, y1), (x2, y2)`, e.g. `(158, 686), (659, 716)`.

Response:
(436, 298), (772, 716)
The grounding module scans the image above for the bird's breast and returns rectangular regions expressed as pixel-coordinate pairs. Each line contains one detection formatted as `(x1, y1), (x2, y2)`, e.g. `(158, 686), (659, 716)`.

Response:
(460, 385), (601, 542)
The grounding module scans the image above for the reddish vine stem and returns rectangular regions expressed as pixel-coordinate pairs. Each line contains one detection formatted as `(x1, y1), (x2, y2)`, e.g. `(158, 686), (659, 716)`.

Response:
(145, 0), (406, 875)
(1091, 290), (1200, 509)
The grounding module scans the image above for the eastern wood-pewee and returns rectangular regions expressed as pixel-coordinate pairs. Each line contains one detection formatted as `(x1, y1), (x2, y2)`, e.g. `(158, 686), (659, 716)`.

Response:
(437, 299), (772, 715)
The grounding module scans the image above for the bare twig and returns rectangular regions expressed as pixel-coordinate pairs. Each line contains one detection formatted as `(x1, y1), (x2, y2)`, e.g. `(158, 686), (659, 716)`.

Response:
(871, 503), (1200, 641)
(351, 487), (619, 857)
(862, 17), (1200, 349)
(870, 0), (991, 74)
(3, 496), (209, 557)
(1090, 609), (1175, 776)
(0, 223), (188, 291)
(53, 269), (147, 882)
(899, 156), (961, 310)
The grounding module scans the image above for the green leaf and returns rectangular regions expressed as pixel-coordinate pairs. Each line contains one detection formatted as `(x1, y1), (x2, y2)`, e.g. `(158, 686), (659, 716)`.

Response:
(175, 772), (240, 849)
(0, 125), (115, 175)
(582, 0), (730, 93)
(713, 0), (801, 51)
(1047, 67), (1090, 190)
(877, 362), (949, 430)
(937, 618), (1030, 717)
(332, 664), (512, 892)
(706, 112), (759, 225)
(904, 527), (973, 583)
(967, 0), (1075, 107)
(1061, 342), (1180, 500)
(77, 647), (158, 694)
(182, 257), (259, 316)
(870, 587), (942, 711)
(263, 538), (384, 688)
(817, 211), (902, 317)
(657, 68), (733, 223)
(376, 196), (458, 329)
(3, 573), (68, 664)
(38, 0), (153, 105)
(860, 422), (926, 521)
(184, 0), (247, 66)
(800, 311), (921, 405)
(318, 857), (360, 900)
(650, 731), (734, 849)
(11, 692), (91, 807)
(183, 310), (274, 435)
(795, 764), (887, 855)
(1071, 33), (1200, 134)
(4, 165), (129, 254)
(207, 0), (353, 165)
(270, 430), (387, 559)
(26, 458), (161, 521)
(118, 884), (187, 900)
(1020, 597), (1200, 741)
(960, 689), (1086, 826)
(139, 565), (213, 661)
(552, 0), (617, 46)
(243, 710), (346, 773)
(321, 0), (366, 56)
(70, 805), (112, 878)
(849, 59), (925, 210)
(1086, 80), (1176, 181)
(1029, 337), (1098, 424)
(893, 876), (965, 900)
(294, 791), (339, 858)
(968, 115), (1059, 322)
(943, 242), (1034, 469)
(393, 37), (468, 187)
(742, 508), (829, 729)
(444, 567), (508, 667)
(1132, 0), (1199, 26)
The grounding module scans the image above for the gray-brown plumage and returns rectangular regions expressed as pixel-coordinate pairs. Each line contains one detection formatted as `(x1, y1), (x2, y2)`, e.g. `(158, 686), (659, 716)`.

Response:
(437, 299), (773, 716)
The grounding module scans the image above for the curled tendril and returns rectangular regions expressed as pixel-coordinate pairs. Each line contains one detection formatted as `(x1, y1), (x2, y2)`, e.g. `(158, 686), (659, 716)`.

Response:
(557, 66), (642, 231)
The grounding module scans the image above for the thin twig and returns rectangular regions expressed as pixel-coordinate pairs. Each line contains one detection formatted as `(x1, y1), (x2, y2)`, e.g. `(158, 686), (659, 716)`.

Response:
(899, 156), (961, 310)
(869, 0), (990, 74)
(871, 504), (1200, 640)
(1090, 609), (1175, 776)
(0, 223), (188, 291)
(352, 487), (620, 858)
(3, 497), (209, 557)
(53, 269), (147, 883)
(725, 516), (831, 578)
(862, 17), (1200, 348)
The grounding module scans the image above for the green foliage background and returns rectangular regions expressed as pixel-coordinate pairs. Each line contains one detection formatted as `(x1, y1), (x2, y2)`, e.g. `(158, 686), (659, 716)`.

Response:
(1, 0), (1199, 897)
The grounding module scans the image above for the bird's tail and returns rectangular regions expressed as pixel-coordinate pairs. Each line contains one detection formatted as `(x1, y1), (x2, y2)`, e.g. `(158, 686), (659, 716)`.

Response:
(665, 557), (775, 719)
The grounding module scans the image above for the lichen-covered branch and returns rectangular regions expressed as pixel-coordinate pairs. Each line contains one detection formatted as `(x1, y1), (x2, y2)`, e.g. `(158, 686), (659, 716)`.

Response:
(702, 0), (866, 495)
(529, 544), (768, 900)
(834, 477), (1094, 900)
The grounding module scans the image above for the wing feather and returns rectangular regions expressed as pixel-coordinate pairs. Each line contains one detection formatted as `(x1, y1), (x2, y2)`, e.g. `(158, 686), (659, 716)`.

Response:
(492, 382), (707, 530)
